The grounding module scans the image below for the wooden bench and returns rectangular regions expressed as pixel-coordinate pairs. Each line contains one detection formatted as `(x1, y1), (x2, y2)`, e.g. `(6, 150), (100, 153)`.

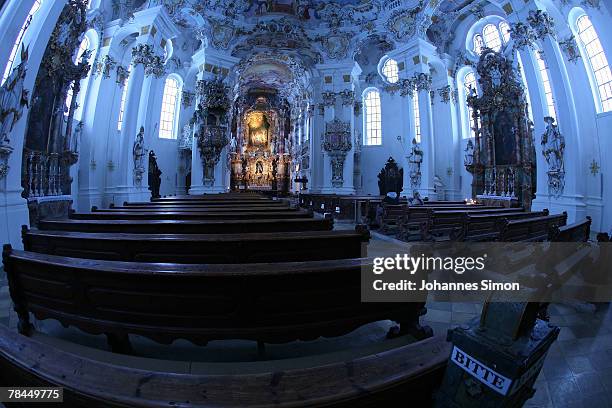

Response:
(549, 216), (591, 242)
(449, 210), (550, 241)
(94, 206), (295, 213)
(499, 212), (568, 242)
(396, 205), (497, 240)
(112, 201), (290, 209)
(2, 249), (430, 353)
(422, 207), (527, 240)
(38, 218), (335, 234)
(69, 209), (314, 221)
(22, 227), (369, 263)
(0, 324), (447, 407)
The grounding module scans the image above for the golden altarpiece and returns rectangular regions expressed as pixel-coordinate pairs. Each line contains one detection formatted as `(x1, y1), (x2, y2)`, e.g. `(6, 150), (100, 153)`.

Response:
(229, 95), (291, 192)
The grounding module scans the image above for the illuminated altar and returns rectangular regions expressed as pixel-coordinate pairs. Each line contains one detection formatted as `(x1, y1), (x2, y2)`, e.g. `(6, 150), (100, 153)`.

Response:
(230, 95), (291, 192)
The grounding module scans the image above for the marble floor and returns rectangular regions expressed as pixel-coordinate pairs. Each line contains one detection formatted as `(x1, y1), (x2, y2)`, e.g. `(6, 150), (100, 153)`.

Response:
(1, 228), (611, 407)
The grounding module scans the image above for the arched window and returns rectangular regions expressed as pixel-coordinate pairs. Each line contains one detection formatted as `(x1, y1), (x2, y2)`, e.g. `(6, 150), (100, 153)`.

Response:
(2, 0), (42, 85)
(463, 71), (478, 138)
(382, 58), (399, 84)
(473, 34), (484, 55)
(516, 53), (534, 120)
(483, 24), (502, 52)
(363, 89), (382, 146)
(534, 50), (557, 120)
(412, 92), (421, 143)
(499, 21), (511, 44)
(159, 76), (181, 139)
(117, 65), (132, 131)
(576, 15), (612, 112)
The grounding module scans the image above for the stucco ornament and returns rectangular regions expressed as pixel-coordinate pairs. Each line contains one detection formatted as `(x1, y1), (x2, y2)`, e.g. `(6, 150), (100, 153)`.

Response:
(559, 35), (581, 64)
(386, 3), (425, 41)
(94, 55), (117, 79)
(509, 22), (537, 51)
(527, 10), (556, 40)
(131, 44), (166, 78)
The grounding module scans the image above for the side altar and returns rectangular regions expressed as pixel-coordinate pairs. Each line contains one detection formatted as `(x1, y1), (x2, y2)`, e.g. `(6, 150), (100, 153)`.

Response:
(465, 49), (536, 209)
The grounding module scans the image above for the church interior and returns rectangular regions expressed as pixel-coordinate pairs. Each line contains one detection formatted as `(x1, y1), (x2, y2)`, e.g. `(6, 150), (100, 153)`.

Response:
(0, 0), (612, 406)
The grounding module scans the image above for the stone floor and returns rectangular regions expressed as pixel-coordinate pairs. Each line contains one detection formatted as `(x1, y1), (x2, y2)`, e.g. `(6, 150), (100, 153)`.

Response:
(1, 228), (611, 407)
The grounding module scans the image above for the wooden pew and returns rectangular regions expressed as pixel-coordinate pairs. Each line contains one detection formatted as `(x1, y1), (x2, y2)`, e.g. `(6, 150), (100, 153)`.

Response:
(396, 205), (496, 240)
(422, 207), (527, 240)
(112, 201), (289, 209)
(69, 209), (314, 221)
(22, 228), (369, 263)
(38, 218), (334, 234)
(449, 209), (550, 241)
(93, 206), (296, 213)
(549, 216), (591, 242)
(0, 324), (448, 407)
(2, 249), (430, 353)
(499, 212), (568, 242)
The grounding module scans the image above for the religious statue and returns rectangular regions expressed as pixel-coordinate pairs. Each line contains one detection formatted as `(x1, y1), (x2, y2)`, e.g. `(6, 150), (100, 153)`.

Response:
(256, 160), (264, 174)
(541, 116), (565, 197)
(408, 138), (423, 189)
(230, 135), (237, 153)
(464, 139), (474, 169)
(148, 150), (162, 199)
(133, 126), (147, 185)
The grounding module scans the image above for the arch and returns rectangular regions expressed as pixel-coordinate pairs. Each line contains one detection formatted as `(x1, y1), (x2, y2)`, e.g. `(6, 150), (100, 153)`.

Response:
(362, 87), (381, 146)
(159, 74), (183, 139)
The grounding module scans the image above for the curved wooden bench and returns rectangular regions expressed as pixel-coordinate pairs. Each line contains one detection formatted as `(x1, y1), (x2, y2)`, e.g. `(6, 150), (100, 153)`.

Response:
(22, 228), (369, 263)
(549, 216), (591, 242)
(0, 325), (448, 407)
(449, 209), (549, 241)
(2, 249), (430, 352)
(38, 218), (334, 234)
(70, 210), (314, 221)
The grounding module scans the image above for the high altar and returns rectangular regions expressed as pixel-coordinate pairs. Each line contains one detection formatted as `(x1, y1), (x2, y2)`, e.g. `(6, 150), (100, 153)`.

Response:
(229, 95), (291, 192)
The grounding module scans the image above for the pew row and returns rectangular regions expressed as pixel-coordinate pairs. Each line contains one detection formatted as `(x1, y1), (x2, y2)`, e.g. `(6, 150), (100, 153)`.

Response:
(499, 212), (568, 242)
(94, 205), (296, 213)
(70, 209), (314, 221)
(2, 249), (431, 353)
(38, 218), (334, 234)
(0, 324), (448, 408)
(449, 210), (550, 241)
(22, 228), (369, 263)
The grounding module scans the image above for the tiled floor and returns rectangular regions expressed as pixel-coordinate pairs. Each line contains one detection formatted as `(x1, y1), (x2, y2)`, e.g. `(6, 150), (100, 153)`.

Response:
(1, 229), (612, 406)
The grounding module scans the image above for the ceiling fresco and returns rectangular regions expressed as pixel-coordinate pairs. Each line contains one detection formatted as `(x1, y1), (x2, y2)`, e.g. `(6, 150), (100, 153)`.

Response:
(107, 0), (480, 106)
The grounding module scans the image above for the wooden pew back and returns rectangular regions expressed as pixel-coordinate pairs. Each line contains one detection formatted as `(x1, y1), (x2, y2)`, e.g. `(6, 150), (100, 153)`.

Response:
(38, 218), (335, 234)
(23, 228), (369, 263)
(499, 212), (568, 242)
(3, 249), (427, 348)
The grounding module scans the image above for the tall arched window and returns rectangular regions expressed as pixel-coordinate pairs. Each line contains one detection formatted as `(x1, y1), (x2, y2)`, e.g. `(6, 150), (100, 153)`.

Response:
(382, 58), (399, 84)
(363, 89), (382, 146)
(117, 65), (132, 131)
(499, 21), (511, 44)
(412, 92), (421, 143)
(463, 72), (478, 138)
(576, 14), (612, 112)
(2, 0), (42, 85)
(159, 76), (181, 139)
(534, 50), (557, 120)
(483, 24), (502, 52)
